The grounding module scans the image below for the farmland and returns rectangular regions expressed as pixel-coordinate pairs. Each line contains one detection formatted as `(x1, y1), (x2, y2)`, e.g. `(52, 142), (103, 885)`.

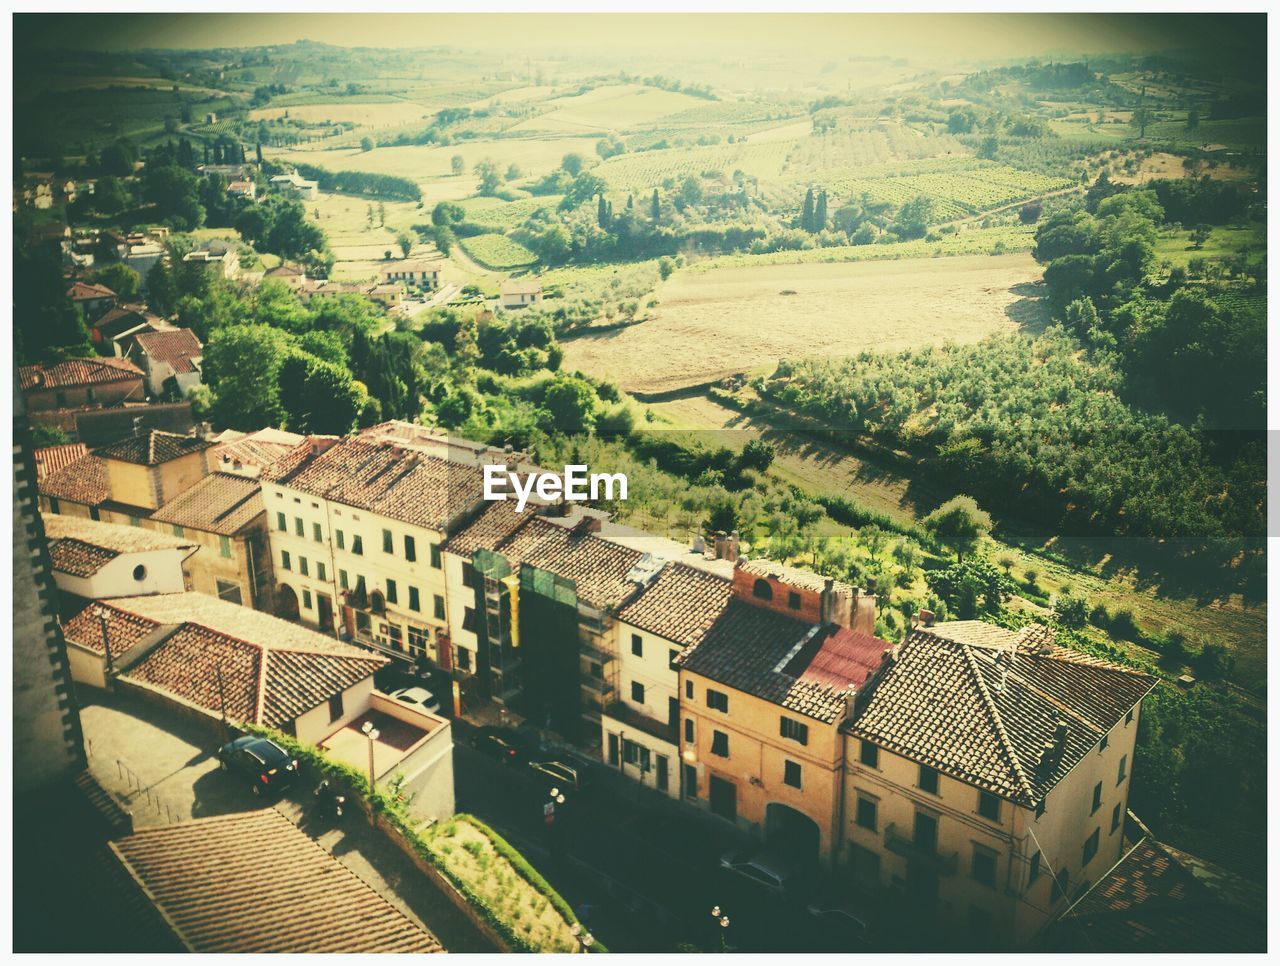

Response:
(458, 232), (538, 270)
(249, 100), (431, 128)
(508, 83), (711, 134)
(561, 252), (1046, 393)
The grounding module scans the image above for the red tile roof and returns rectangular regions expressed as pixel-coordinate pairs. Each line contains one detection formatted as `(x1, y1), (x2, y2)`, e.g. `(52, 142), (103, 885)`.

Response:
(110, 809), (444, 953)
(496, 517), (645, 608)
(617, 562), (733, 649)
(133, 328), (203, 374)
(67, 281), (116, 301)
(34, 442), (88, 482)
(18, 356), (143, 391)
(39, 454), (111, 506)
(148, 472), (264, 535)
(94, 429), (211, 466)
(44, 513), (194, 576)
(63, 602), (162, 658)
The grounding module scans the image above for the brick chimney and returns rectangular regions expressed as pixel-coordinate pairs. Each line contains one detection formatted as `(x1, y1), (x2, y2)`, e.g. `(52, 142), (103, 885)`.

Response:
(712, 530), (739, 561)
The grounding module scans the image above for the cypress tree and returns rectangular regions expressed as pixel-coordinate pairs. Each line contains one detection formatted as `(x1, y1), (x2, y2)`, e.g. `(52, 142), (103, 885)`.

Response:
(651, 188), (660, 220)
(801, 187), (815, 232)
(597, 194), (608, 228)
(815, 188), (828, 231)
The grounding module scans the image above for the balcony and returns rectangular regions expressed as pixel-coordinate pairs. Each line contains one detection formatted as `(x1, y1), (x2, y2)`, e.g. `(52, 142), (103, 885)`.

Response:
(580, 641), (617, 665)
(603, 701), (678, 746)
(883, 824), (958, 875)
(580, 676), (615, 696)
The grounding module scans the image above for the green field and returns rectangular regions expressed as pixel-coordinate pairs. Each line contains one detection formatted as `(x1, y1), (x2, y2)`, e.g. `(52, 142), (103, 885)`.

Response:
(459, 232), (538, 269)
(458, 195), (563, 231)
(508, 83), (710, 134)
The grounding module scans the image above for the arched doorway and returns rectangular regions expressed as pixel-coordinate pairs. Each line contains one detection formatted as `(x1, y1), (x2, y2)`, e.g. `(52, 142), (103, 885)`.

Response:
(275, 584), (300, 621)
(765, 802), (821, 868)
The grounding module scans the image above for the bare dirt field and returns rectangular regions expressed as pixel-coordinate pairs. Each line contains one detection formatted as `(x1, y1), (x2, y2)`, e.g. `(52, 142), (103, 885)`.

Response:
(249, 101), (432, 127)
(1110, 150), (1253, 184)
(562, 252), (1047, 394)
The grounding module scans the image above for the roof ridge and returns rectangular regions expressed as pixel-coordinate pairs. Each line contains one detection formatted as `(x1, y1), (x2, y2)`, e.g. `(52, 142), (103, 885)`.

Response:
(957, 639), (1037, 804)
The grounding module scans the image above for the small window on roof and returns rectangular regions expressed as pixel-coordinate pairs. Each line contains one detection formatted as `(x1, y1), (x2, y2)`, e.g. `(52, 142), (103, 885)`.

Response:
(752, 578), (773, 601)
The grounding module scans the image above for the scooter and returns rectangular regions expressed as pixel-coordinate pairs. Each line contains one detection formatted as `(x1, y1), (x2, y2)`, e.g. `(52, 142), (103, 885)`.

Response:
(313, 779), (346, 820)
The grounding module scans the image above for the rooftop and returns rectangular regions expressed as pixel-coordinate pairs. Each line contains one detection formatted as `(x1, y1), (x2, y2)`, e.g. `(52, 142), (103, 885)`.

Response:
(133, 328), (203, 374)
(109, 809), (443, 953)
(496, 516), (646, 609)
(844, 627), (1157, 806)
(95, 430), (212, 466)
(39, 453), (110, 506)
(500, 278), (542, 296)
(43, 513), (195, 577)
(617, 562), (734, 649)
(321, 701), (447, 783)
(738, 557), (833, 594)
(67, 281), (116, 301)
(33, 442), (88, 482)
(19, 356), (143, 391)
(148, 472), (265, 536)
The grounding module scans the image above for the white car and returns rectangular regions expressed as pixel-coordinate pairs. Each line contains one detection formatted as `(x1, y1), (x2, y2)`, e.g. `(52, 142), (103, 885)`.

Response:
(388, 686), (441, 714)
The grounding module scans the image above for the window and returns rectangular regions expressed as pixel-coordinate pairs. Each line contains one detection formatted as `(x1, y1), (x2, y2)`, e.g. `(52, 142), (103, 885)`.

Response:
(1035, 800), (1046, 820)
(683, 764), (698, 799)
(281, 550), (291, 571)
(313, 522), (322, 542)
(462, 564), (475, 588)
(219, 535), (232, 558)
(1111, 803), (1122, 833)
(1091, 781), (1102, 814)
(276, 512), (286, 532)
(172, 524), (185, 538)
(336, 530), (345, 550)
(972, 847), (997, 888)
(783, 760), (802, 789)
(669, 649), (679, 667)
(913, 811), (938, 853)
(1082, 828), (1100, 866)
(685, 680), (693, 699)
(317, 562), (327, 582)
(408, 586), (421, 612)
(128, 515), (140, 528)
(860, 741), (879, 768)
(631, 633), (643, 657)
(1028, 850), (1042, 884)
(752, 578), (772, 600)
(711, 730), (729, 758)
(328, 692), (344, 723)
(404, 534), (416, 562)
(787, 590), (801, 610)
(430, 543), (442, 569)
(780, 717), (809, 746)
(47, 497), (60, 514)
(385, 579), (398, 605)
(978, 791), (1001, 822)
(1125, 708), (1134, 725)
(855, 794), (877, 831)
(1117, 754), (1128, 785)
(382, 529), (393, 554)
(407, 625), (428, 656)
(631, 681), (645, 703)
(339, 569), (349, 590)
(706, 689), (729, 712)
(1099, 732), (1109, 752)
(294, 517), (304, 537)
(684, 718), (694, 744)
(302, 589), (312, 609)
(215, 579), (242, 604)
(918, 764), (939, 795)
(90, 507), (100, 521)
(299, 556), (309, 577)
(132, 564), (148, 582)
(351, 534), (363, 555)
(462, 607), (477, 633)
(457, 647), (471, 672)
(434, 595), (445, 620)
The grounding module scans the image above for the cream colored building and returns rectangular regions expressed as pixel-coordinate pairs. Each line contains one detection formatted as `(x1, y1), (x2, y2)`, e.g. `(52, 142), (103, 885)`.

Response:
(42, 513), (195, 602)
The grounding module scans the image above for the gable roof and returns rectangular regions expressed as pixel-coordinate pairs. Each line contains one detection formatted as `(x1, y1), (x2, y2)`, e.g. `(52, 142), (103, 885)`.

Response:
(91, 305), (167, 339)
(34, 442), (88, 482)
(844, 627), (1157, 806)
(94, 430), (211, 466)
(617, 562), (733, 649)
(149, 472), (265, 536)
(270, 436), (483, 533)
(441, 499), (538, 560)
(67, 281), (116, 301)
(495, 517), (646, 608)
(39, 453), (111, 506)
(133, 328), (203, 374)
(43, 513), (195, 576)
(63, 603), (162, 658)
(19, 356), (143, 391)
(1050, 838), (1265, 952)
(109, 809), (443, 953)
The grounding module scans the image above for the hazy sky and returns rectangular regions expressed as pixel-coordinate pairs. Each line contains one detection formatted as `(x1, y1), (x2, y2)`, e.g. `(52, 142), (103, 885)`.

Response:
(16, 12), (1262, 63)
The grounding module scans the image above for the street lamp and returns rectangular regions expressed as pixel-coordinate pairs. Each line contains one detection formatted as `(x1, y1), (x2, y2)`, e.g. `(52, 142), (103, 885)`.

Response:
(570, 922), (594, 954)
(711, 906), (730, 952)
(361, 720), (380, 822)
(94, 605), (114, 676)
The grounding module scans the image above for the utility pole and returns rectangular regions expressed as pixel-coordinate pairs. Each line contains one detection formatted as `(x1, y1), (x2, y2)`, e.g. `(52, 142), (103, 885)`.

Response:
(95, 606), (114, 677)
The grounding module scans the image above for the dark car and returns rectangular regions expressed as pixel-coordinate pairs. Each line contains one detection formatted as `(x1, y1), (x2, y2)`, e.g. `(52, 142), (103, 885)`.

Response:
(471, 726), (540, 764)
(528, 759), (593, 793)
(217, 735), (300, 796)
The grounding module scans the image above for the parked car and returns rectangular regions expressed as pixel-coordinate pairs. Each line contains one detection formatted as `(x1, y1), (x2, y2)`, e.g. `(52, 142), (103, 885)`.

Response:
(387, 685), (441, 714)
(471, 725), (539, 764)
(719, 846), (800, 895)
(217, 735), (299, 796)
(806, 895), (872, 946)
(528, 759), (592, 793)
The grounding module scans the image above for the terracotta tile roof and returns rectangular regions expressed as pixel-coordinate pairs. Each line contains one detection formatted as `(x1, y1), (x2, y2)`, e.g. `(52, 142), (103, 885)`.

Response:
(265, 264), (304, 277)
(110, 809), (443, 953)
(617, 562), (733, 648)
(94, 430), (211, 466)
(442, 500), (538, 559)
(18, 356), (143, 391)
(501, 278), (541, 295)
(133, 328), (203, 374)
(39, 453), (110, 506)
(149, 472), (264, 536)
(34, 442), (87, 482)
(209, 428), (309, 473)
(44, 514), (194, 575)
(678, 600), (887, 724)
(497, 517), (645, 608)
(63, 602), (162, 658)
(91, 305), (165, 339)
(845, 627), (1157, 806)
(271, 436), (484, 533)
(738, 557), (831, 593)
(1050, 838), (1264, 952)
(67, 281), (116, 301)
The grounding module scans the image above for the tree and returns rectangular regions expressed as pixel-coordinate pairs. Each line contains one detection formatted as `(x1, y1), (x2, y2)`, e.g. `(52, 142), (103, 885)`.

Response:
(432, 201), (466, 227)
(923, 495), (991, 560)
(651, 188), (661, 220)
(14, 248), (91, 364)
(926, 557), (1012, 619)
(596, 134), (625, 160)
(89, 175), (131, 216)
(597, 194), (609, 229)
(561, 153), (585, 176)
(1186, 107), (1199, 130)
(801, 187), (815, 232)
(451, 154), (466, 176)
(377, 202), (386, 227)
(87, 263), (141, 302)
(542, 375), (597, 436)
(202, 324), (291, 430)
(1131, 107), (1151, 139)
(738, 439), (775, 472)
(143, 164), (204, 230)
(657, 256), (676, 281)
(360, 136), (374, 152)
(1054, 593), (1089, 629)
(474, 159), (502, 196)
(506, 163), (523, 181)
(396, 232), (414, 259)
(815, 189), (828, 231)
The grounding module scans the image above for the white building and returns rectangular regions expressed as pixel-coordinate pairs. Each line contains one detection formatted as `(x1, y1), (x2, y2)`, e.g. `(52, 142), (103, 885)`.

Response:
(498, 277), (542, 311)
(43, 513), (196, 602)
(270, 172), (319, 200)
(127, 327), (204, 397)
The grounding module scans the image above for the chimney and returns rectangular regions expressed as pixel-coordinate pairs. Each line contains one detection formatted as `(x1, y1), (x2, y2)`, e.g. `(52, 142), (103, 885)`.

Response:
(691, 533), (706, 555)
(573, 514), (602, 534)
(711, 530), (740, 561)
(1052, 720), (1069, 761)
(916, 608), (935, 628)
